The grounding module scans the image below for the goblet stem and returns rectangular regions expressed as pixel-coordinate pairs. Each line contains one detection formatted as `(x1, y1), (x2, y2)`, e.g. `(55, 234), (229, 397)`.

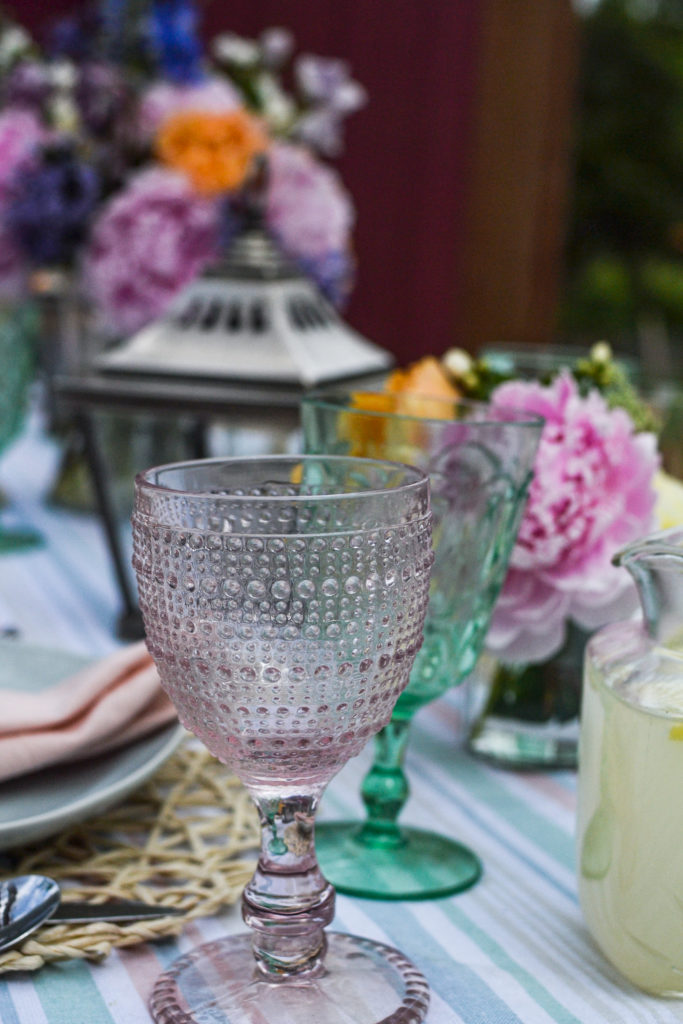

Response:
(242, 792), (335, 978)
(356, 718), (412, 849)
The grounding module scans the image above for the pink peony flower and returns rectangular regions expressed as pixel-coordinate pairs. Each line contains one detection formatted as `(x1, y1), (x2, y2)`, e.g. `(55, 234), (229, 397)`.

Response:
(83, 167), (220, 334)
(137, 77), (241, 141)
(486, 372), (660, 662)
(265, 142), (354, 259)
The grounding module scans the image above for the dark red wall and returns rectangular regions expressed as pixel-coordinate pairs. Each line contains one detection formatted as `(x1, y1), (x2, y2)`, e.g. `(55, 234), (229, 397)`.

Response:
(11, 1), (483, 364)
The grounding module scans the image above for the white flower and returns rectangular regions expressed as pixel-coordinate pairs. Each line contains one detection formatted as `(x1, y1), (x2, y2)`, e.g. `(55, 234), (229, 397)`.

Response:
(590, 340), (612, 364)
(329, 79), (367, 114)
(442, 348), (473, 378)
(256, 73), (295, 133)
(213, 33), (260, 67)
(49, 60), (77, 91)
(260, 28), (294, 68)
(0, 26), (31, 67)
(49, 94), (79, 133)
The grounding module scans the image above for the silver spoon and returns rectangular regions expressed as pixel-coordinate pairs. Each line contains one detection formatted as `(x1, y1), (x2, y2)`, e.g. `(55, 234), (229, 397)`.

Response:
(0, 875), (183, 953)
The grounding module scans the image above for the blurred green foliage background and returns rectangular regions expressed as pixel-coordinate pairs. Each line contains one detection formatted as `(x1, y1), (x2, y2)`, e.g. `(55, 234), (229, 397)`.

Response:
(562, 0), (683, 370)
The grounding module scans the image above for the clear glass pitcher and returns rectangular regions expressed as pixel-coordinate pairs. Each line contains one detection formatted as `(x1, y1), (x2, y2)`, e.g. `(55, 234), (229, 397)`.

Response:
(577, 526), (683, 997)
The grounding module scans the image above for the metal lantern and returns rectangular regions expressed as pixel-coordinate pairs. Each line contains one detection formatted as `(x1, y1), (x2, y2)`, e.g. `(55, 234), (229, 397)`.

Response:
(97, 219), (393, 387)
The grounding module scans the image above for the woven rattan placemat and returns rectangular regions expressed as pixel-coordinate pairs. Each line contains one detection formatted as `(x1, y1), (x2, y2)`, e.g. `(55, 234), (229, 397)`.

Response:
(0, 741), (259, 972)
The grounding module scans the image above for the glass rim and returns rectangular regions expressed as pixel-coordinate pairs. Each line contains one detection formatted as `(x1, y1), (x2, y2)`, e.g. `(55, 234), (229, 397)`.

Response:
(615, 525), (683, 566)
(588, 636), (683, 722)
(301, 390), (545, 430)
(135, 453), (430, 504)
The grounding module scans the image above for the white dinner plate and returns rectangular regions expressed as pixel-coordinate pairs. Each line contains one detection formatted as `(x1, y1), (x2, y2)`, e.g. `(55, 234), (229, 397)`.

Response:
(0, 641), (185, 851)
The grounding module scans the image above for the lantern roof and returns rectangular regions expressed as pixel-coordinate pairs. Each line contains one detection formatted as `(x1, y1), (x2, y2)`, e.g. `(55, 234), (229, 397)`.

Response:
(98, 221), (393, 387)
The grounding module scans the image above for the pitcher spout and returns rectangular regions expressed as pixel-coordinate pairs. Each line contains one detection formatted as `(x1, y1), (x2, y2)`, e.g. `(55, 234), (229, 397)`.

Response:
(615, 527), (683, 650)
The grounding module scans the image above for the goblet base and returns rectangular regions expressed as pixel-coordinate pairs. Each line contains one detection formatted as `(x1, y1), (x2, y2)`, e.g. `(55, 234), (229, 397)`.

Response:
(0, 526), (42, 553)
(316, 822), (482, 900)
(150, 932), (430, 1024)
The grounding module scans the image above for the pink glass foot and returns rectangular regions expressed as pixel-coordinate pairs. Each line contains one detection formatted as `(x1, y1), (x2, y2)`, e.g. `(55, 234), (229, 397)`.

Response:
(150, 932), (430, 1024)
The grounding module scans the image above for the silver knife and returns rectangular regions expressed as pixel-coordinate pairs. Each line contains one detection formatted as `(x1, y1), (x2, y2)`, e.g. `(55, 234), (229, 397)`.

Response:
(49, 900), (184, 924)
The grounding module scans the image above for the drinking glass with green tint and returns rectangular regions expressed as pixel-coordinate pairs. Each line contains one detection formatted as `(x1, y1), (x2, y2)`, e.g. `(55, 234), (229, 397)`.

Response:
(301, 392), (542, 899)
(0, 304), (40, 553)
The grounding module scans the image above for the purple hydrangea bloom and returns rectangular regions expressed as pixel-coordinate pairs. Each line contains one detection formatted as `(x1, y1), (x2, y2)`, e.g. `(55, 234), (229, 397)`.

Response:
(5, 61), (53, 112)
(6, 145), (100, 266)
(76, 62), (130, 136)
(297, 249), (354, 309)
(266, 142), (354, 260)
(48, 5), (102, 61)
(0, 109), (46, 293)
(84, 167), (220, 334)
(0, 109), (46, 197)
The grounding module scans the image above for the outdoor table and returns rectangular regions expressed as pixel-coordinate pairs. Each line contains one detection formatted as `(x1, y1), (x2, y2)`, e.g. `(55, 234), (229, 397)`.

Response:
(0, 487), (680, 1024)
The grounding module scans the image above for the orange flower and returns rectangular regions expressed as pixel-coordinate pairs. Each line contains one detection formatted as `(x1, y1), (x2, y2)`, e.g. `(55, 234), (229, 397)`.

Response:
(156, 109), (268, 195)
(342, 358), (461, 458)
(386, 356), (460, 413)
(343, 390), (396, 456)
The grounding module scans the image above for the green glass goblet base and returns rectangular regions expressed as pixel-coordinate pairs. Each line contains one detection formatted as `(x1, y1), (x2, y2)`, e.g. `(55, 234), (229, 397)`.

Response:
(0, 526), (42, 553)
(315, 822), (482, 900)
(150, 932), (430, 1024)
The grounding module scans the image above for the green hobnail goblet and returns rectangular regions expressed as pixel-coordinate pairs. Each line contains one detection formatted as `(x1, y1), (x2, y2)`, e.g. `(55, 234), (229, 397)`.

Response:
(301, 392), (543, 900)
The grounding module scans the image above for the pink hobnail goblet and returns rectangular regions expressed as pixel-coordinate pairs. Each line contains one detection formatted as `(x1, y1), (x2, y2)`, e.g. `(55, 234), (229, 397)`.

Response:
(132, 455), (433, 1024)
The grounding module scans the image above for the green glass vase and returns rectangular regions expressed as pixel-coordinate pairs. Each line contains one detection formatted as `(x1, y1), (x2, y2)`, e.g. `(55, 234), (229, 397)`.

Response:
(467, 623), (587, 769)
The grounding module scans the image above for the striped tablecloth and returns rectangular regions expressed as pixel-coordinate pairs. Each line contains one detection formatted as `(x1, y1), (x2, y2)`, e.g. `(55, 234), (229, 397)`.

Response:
(0, 494), (680, 1024)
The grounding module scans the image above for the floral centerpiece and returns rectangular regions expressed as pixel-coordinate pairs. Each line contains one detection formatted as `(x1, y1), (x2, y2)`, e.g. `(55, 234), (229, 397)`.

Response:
(350, 344), (681, 766)
(0, 2), (365, 336)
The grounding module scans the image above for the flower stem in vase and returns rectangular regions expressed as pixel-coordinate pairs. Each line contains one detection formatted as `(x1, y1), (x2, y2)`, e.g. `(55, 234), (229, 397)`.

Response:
(467, 624), (587, 770)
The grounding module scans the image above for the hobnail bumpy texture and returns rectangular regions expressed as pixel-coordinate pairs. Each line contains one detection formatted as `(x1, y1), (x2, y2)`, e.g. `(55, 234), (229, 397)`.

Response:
(132, 462), (432, 789)
(149, 932), (431, 1024)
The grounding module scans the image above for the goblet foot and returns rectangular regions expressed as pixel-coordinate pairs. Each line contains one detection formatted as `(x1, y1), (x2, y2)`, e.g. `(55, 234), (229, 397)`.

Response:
(150, 932), (430, 1024)
(316, 821), (482, 900)
(0, 526), (42, 553)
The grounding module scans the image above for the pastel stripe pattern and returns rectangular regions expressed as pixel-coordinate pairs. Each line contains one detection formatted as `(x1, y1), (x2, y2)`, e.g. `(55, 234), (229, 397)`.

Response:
(0, 493), (681, 1023)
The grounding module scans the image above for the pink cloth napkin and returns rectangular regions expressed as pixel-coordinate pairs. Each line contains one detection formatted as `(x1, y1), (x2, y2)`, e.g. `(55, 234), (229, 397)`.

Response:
(0, 642), (177, 783)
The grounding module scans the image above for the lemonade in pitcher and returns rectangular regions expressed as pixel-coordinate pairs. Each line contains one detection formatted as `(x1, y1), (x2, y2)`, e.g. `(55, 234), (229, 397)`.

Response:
(577, 528), (683, 997)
